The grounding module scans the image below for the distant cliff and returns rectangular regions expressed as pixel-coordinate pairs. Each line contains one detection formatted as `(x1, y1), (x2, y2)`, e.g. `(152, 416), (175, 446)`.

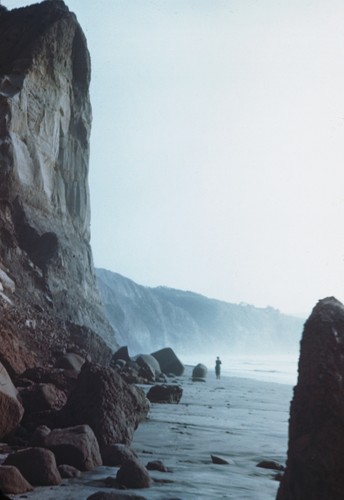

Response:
(96, 268), (304, 356)
(0, 1), (117, 373)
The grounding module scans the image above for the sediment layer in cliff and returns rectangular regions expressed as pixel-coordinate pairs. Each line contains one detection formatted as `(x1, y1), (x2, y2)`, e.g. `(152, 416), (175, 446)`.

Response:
(0, 0), (117, 371)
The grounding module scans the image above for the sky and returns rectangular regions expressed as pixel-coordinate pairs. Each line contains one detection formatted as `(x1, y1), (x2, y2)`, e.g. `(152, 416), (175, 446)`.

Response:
(5, 0), (344, 316)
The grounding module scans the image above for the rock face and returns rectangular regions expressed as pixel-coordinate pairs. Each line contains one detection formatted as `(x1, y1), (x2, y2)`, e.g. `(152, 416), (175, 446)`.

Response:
(0, 0), (117, 370)
(96, 268), (304, 355)
(277, 297), (344, 500)
(0, 361), (24, 438)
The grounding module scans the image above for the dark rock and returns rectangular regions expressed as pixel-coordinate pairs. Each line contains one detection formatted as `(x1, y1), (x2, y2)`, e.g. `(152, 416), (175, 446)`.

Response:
(277, 297), (344, 500)
(4, 447), (61, 486)
(54, 352), (85, 372)
(19, 382), (67, 415)
(256, 460), (284, 471)
(146, 384), (183, 404)
(58, 464), (81, 478)
(63, 362), (150, 446)
(87, 492), (148, 500)
(146, 460), (168, 472)
(112, 346), (131, 364)
(101, 443), (137, 466)
(135, 354), (161, 382)
(192, 363), (207, 380)
(17, 366), (79, 395)
(0, 361), (24, 438)
(116, 459), (151, 489)
(0, 465), (33, 494)
(211, 455), (230, 465)
(31, 424), (102, 471)
(151, 348), (184, 376)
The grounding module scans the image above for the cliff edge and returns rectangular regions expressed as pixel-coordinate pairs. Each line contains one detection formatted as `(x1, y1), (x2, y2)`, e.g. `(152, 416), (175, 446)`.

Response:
(0, 0), (117, 373)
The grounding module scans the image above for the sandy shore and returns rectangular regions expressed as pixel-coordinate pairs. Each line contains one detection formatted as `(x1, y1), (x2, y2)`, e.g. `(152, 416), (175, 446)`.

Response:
(11, 366), (293, 499)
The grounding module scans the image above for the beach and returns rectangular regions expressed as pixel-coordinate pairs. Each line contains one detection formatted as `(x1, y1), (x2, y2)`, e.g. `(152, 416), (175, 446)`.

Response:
(11, 360), (295, 500)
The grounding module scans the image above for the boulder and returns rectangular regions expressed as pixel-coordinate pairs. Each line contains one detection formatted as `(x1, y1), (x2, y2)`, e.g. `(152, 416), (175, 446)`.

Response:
(101, 443), (137, 466)
(146, 384), (183, 404)
(135, 354), (161, 379)
(146, 460), (168, 472)
(4, 447), (61, 486)
(116, 459), (151, 489)
(211, 455), (230, 465)
(151, 348), (184, 376)
(54, 352), (85, 372)
(19, 383), (67, 414)
(192, 363), (207, 380)
(17, 366), (79, 395)
(277, 297), (344, 500)
(87, 492), (148, 500)
(112, 346), (131, 364)
(63, 362), (150, 446)
(0, 361), (24, 438)
(31, 424), (102, 471)
(58, 464), (81, 478)
(0, 465), (33, 494)
(257, 460), (284, 471)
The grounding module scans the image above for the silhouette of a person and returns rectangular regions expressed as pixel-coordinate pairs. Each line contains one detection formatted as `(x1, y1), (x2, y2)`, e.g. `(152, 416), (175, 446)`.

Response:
(215, 356), (222, 379)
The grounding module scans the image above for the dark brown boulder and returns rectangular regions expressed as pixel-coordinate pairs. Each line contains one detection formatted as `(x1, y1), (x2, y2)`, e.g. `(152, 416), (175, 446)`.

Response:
(101, 443), (137, 466)
(17, 366), (79, 395)
(4, 447), (61, 486)
(63, 362), (150, 446)
(151, 348), (184, 376)
(87, 492), (148, 500)
(146, 384), (183, 404)
(192, 363), (207, 380)
(0, 361), (24, 438)
(116, 459), (151, 489)
(112, 346), (131, 364)
(277, 297), (344, 500)
(31, 424), (102, 471)
(58, 464), (81, 478)
(146, 460), (168, 472)
(0, 465), (33, 494)
(54, 352), (85, 372)
(19, 383), (67, 414)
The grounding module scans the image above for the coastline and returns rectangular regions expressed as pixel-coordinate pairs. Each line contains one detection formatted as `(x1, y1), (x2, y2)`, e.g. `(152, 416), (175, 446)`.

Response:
(12, 367), (293, 499)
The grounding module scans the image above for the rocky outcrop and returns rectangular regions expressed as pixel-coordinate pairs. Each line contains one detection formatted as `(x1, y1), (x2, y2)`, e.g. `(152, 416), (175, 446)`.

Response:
(0, 0), (117, 369)
(277, 297), (344, 500)
(96, 268), (304, 355)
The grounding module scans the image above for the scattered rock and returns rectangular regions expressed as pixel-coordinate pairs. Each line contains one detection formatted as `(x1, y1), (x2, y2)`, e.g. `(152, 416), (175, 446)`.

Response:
(151, 348), (184, 376)
(192, 363), (207, 380)
(116, 459), (151, 489)
(112, 346), (131, 364)
(4, 447), (61, 486)
(257, 460), (285, 471)
(0, 465), (33, 494)
(58, 464), (81, 478)
(146, 460), (168, 472)
(54, 352), (85, 372)
(146, 384), (183, 404)
(0, 361), (24, 438)
(87, 492), (148, 500)
(101, 443), (137, 466)
(31, 424), (102, 471)
(211, 455), (231, 465)
(62, 362), (150, 446)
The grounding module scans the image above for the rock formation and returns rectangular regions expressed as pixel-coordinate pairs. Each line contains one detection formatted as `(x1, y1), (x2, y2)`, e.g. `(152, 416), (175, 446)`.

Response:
(0, 0), (117, 370)
(277, 297), (344, 500)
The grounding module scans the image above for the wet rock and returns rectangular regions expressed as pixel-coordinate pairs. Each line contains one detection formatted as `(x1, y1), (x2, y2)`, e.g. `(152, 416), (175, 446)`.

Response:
(58, 464), (81, 478)
(256, 460), (285, 471)
(0, 361), (24, 438)
(151, 348), (184, 376)
(31, 424), (102, 471)
(192, 363), (207, 380)
(211, 455), (231, 465)
(87, 492), (148, 500)
(277, 297), (344, 500)
(101, 443), (137, 466)
(116, 458), (151, 489)
(4, 447), (61, 486)
(146, 384), (183, 404)
(62, 362), (150, 446)
(0, 465), (33, 494)
(111, 346), (131, 364)
(146, 460), (168, 472)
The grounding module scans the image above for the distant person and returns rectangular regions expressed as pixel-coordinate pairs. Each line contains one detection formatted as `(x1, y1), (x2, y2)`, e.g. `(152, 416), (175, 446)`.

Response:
(215, 356), (222, 379)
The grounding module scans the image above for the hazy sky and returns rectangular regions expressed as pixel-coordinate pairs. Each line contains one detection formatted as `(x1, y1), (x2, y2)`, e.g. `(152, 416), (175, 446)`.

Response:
(6, 0), (344, 315)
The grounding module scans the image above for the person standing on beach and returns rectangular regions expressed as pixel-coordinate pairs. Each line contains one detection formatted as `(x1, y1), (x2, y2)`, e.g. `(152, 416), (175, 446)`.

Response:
(215, 356), (222, 379)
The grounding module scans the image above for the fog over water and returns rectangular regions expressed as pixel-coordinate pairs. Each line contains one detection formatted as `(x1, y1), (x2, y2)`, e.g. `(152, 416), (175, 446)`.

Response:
(7, 0), (344, 316)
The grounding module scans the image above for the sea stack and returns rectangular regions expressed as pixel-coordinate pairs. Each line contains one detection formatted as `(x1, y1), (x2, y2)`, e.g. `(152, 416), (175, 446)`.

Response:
(0, 1), (117, 371)
(277, 297), (344, 500)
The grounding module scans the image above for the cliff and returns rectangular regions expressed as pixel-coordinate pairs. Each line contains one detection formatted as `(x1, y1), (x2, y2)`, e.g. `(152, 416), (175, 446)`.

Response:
(96, 268), (304, 355)
(0, 1), (117, 373)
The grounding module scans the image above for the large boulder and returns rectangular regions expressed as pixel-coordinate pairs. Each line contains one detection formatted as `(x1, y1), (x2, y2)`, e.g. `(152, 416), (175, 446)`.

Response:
(4, 447), (61, 486)
(151, 348), (184, 376)
(116, 459), (151, 489)
(0, 465), (33, 494)
(192, 363), (207, 380)
(54, 352), (86, 372)
(112, 346), (131, 364)
(0, 361), (24, 438)
(135, 354), (161, 382)
(101, 443), (137, 466)
(31, 424), (102, 471)
(146, 384), (183, 404)
(62, 362), (150, 447)
(277, 297), (344, 500)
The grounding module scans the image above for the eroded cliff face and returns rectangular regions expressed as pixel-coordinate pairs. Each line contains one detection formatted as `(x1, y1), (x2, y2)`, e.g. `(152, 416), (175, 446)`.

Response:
(0, 0), (117, 371)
